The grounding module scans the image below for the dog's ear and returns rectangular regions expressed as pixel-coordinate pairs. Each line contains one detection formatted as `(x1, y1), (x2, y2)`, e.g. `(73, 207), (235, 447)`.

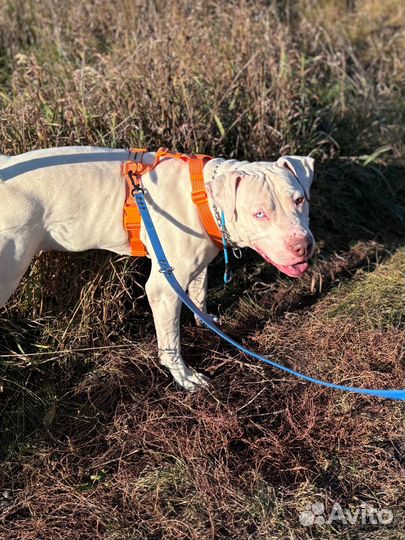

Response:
(205, 171), (244, 222)
(277, 156), (315, 200)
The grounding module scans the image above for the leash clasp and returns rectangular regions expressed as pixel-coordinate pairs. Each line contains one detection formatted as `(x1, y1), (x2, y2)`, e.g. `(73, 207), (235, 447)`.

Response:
(131, 184), (145, 196)
(127, 170), (145, 195)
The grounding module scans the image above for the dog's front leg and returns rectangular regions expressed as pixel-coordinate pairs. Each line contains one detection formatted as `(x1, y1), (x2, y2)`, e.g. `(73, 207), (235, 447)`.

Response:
(0, 230), (41, 307)
(145, 266), (209, 391)
(187, 267), (219, 327)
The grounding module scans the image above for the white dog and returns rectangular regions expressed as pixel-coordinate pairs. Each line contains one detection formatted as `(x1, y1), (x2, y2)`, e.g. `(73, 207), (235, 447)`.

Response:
(0, 147), (314, 390)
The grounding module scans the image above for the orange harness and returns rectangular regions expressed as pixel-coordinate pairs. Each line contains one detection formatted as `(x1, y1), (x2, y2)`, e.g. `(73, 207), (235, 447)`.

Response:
(122, 148), (223, 256)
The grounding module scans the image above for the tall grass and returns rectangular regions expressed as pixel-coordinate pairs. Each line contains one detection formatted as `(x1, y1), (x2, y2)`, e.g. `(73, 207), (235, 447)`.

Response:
(0, 0), (403, 160)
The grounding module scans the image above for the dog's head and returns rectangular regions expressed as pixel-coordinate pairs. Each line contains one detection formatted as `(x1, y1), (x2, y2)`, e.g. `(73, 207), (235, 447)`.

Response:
(206, 156), (315, 277)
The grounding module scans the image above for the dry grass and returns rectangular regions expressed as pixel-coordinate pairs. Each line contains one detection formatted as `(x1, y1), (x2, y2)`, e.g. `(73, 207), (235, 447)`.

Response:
(0, 0), (404, 539)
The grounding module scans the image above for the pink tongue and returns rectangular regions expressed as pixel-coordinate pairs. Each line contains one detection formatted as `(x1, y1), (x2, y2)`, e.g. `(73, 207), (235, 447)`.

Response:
(275, 261), (309, 277)
(293, 261), (309, 273)
(253, 245), (309, 277)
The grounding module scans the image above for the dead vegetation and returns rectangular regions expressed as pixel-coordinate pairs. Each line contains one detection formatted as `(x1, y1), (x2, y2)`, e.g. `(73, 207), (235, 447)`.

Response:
(0, 0), (404, 539)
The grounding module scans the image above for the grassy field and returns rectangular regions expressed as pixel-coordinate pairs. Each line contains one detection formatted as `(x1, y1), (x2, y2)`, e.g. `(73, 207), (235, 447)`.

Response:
(0, 0), (404, 538)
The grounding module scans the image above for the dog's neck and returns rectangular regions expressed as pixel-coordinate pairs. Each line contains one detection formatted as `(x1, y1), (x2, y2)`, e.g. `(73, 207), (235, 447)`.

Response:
(203, 157), (249, 248)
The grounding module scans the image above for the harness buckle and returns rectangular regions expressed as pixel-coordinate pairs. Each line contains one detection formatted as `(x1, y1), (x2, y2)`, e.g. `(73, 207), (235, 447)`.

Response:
(191, 187), (208, 205)
(124, 207), (141, 228)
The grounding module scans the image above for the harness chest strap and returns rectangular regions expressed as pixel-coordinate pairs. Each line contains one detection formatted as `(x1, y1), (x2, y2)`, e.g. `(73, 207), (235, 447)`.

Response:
(122, 148), (223, 256)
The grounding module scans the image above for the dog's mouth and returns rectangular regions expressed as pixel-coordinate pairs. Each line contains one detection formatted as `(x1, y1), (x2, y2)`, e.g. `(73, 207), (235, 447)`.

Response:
(254, 245), (309, 278)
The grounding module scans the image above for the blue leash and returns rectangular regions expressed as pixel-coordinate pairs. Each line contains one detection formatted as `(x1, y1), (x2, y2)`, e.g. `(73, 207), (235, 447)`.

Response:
(221, 210), (233, 284)
(134, 189), (405, 401)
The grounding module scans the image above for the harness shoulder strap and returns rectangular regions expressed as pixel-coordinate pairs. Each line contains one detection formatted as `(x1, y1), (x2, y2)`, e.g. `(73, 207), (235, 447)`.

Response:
(188, 156), (223, 249)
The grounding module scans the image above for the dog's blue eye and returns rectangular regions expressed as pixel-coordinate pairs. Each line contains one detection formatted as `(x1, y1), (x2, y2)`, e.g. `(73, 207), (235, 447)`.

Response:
(255, 211), (266, 219)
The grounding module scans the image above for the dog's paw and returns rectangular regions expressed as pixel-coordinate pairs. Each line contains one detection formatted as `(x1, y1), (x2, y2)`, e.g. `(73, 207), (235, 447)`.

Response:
(187, 369), (210, 391)
(163, 363), (210, 392)
(176, 368), (210, 392)
(194, 313), (219, 328)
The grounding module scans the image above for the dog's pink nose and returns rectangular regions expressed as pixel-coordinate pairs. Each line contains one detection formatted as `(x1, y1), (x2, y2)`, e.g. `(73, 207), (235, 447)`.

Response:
(287, 235), (313, 259)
